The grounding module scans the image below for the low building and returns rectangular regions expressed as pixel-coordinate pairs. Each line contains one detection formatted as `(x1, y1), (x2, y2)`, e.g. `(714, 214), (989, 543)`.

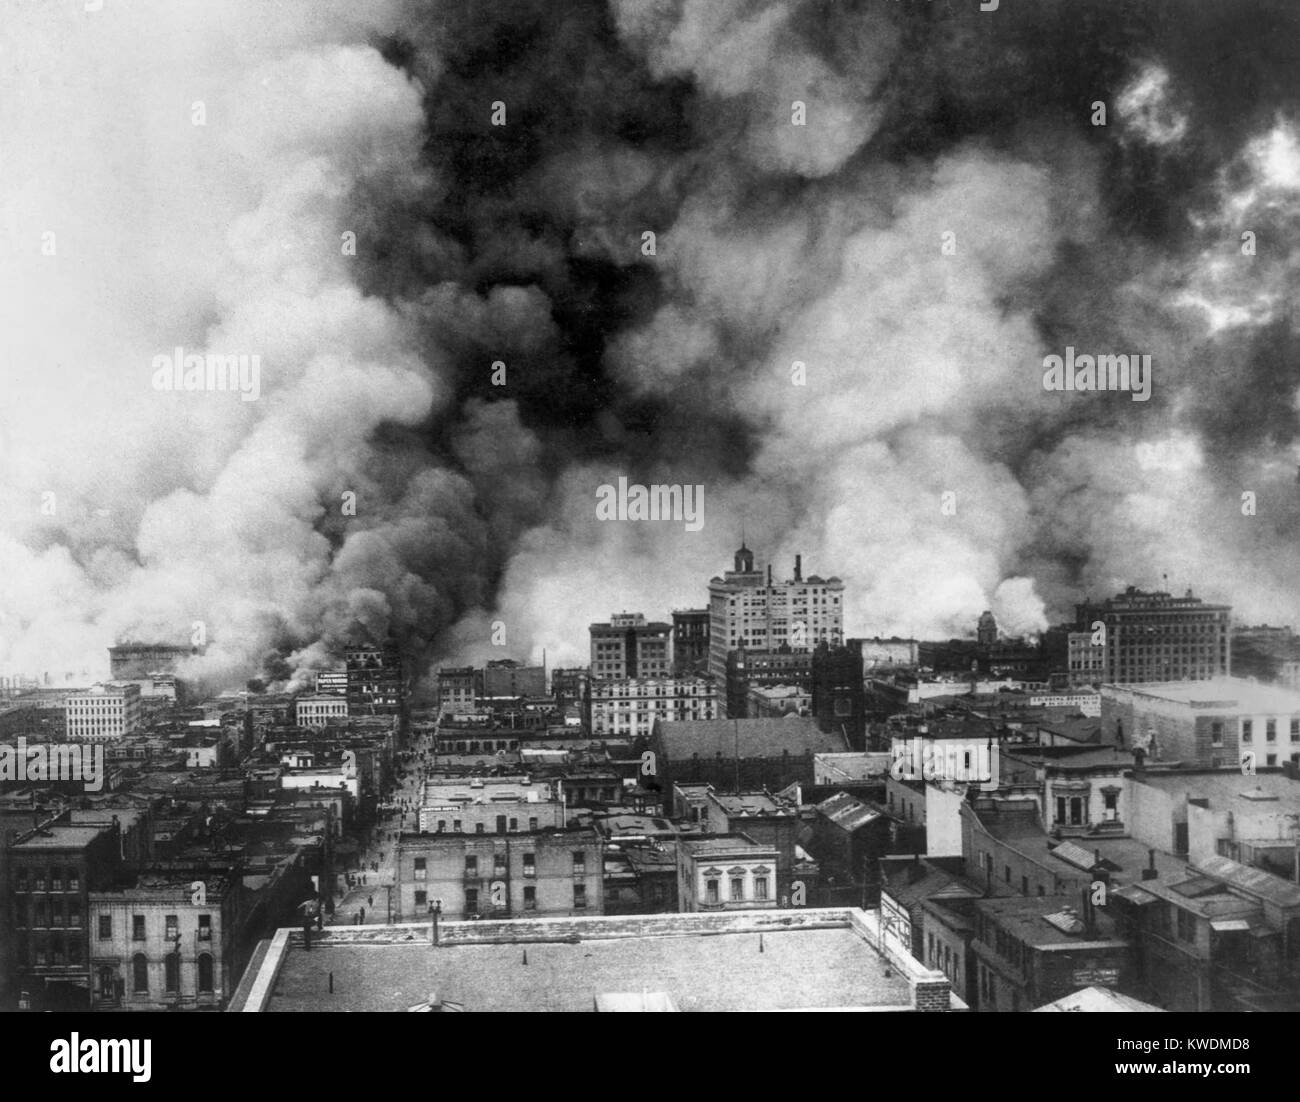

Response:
(677, 834), (779, 912)
(88, 871), (238, 1010)
(296, 696), (349, 728)
(393, 827), (604, 921)
(1101, 678), (1300, 768)
(415, 776), (563, 835)
(971, 893), (1134, 1013)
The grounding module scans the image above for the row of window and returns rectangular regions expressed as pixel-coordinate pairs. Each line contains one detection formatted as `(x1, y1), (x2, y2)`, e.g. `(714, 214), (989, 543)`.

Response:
(703, 876), (769, 903)
(412, 885), (587, 913)
(425, 817), (540, 833)
(93, 914), (214, 941)
(109, 953), (215, 995)
(13, 868), (80, 892)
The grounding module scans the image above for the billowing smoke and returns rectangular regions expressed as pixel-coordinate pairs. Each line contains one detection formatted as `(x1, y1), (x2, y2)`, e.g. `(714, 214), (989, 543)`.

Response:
(4, 0), (1300, 689)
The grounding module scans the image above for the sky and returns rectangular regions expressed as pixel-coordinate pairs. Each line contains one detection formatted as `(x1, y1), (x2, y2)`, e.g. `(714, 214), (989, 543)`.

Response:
(2, 0), (1299, 689)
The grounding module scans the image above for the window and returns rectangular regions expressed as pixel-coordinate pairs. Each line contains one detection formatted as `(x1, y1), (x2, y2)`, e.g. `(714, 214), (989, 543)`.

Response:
(1005, 865), (1011, 884)
(1037, 885), (1045, 897)
(198, 914), (211, 942)
(494, 854), (507, 877)
(1070, 797), (1084, 825)
(1021, 876), (1029, 895)
(509, 818), (518, 832)
(464, 888), (479, 914)
(465, 856), (478, 876)
(572, 852), (586, 877)
(1242, 720), (1253, 743)
(496, 815), (507, 834)
(523, 853), (536, 878)
(573, 884), (587, 909)
(1177, 907), (1196, 943)
(755, 877), (769, 901)
(414, 857), (427, 881)
(164, 952), (179, 993)
(132, 915), (145, 942)
(437, 820), (446, 832)
(98, 915), (112, 940)
(1055, 796), (1066, 823)
(1292, 718), (1300, 742)
(706, 879), (720, 904)
(132, 954), (148, 993)
(528, 817), (538, 832)
(165, 915), (178, 941)
(730, 878), (745, 902)
(197, 953), (214, 994)
(523, 886), (537, 910)
(1267, 719), (1277, 743)
(453, 820), (462, 832)
(1211, 722), (1224, 746)
(414, 890), (427, 907)
(51, 869), (63, 892)
(475, 823), (485, 834)
(67, 870), (79, 892)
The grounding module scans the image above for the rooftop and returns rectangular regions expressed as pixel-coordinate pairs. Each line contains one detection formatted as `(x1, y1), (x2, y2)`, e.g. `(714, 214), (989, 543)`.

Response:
(1103, 678), (1300, 712)
(241, 910), (929, 1012)
(11, 824), (110, 850)
(1034, 986), (1165, 1012)
(975, 894), (1125, 948)
(654, 716), (847, 759)
(1134, 769), (1300, 806)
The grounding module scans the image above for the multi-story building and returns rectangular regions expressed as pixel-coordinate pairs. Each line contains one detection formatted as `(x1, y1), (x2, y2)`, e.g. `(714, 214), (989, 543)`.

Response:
(747, 684), (809, 718)
(589, 613), (673, 680)
(394, 827), (604, 921)
(852, 637), (920, 671)
(1100, 678), (1300, 768)
(482, 660), (545, 699)
(976, 611), (998, 649)
(811, 642), (866, 749)
(550, 668), (588, 708)
(677, 834), (780, 911)
(971, 893), (1134, 1012)
(108, 643), (198, 681)
(1232, 625), (1300, 690)
(1075, 586), (1230, 684)
(586, 676), (718, 738)
(7, 821), (122, 1009)
(725, 648), (814, 718)
(436, 667), (480, 713)
(671, 609), (710, 674)
(416, 776), (564, 835)
(65, 683), (143, 741)
(346, 642), (404, 716)
(708, 546), (843, 690)
(296, 695), (349, 728)
(88, 871), (238, 1010)
(1067, 631), (1107, 686)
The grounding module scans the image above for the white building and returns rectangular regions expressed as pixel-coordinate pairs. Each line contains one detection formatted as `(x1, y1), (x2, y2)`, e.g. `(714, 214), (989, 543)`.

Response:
(587, 677), (718, 738)
(296, 695), (349, 727)
(65, 683), (143, 741)
(707, 545), (843, 683)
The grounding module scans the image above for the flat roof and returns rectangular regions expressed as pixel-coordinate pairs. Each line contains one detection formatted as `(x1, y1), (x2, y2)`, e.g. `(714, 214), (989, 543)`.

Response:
(11, 825), (109, 849)
(1134, 770), (1300, 805)
(1103, 678), (1300, 711)
(262, 924), (913, 1012)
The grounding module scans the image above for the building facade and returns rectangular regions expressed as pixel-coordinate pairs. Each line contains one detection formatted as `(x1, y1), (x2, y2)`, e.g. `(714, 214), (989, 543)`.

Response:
(586, 676), (718, 738)
(296, 696), (349, 727)
(65, 683), (143, 741)
(394, 828), (604, 921)
(346, 643), (404, 716)
(416, 776), (564, 835)
(677, 834), (780, 911)
(1076, 587), (1231, 684)
(707, 546), (843, 690)
(672, 609), (710, 674)
(589, 613), (673, 680)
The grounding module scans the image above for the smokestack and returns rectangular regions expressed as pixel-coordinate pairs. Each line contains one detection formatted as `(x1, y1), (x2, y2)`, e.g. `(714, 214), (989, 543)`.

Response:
(794, 555), (802, 582)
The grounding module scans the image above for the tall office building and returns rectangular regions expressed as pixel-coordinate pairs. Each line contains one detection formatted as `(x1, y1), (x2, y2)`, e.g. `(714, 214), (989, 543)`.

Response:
(589, 613), (673, 680)
(671, 609), (710, 675)
(345, 642), (405, 715)
(707, 545), (843, 687)
(1074, 586), (1230, 684)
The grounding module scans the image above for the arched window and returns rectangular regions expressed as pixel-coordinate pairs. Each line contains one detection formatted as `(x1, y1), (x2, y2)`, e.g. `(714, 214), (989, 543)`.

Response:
(132, 954), (148, 993)
(164, 952), (179, 993)
(197, 953), (214, 993)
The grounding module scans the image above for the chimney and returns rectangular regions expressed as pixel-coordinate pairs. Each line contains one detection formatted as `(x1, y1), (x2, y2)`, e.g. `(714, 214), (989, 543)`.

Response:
(767, 564), (772, 585)
(794, 555), (803, 582)
(1141, 848), (1158, 881)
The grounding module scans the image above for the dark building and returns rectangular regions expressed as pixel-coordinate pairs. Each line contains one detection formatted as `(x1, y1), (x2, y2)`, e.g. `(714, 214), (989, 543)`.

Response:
(672, 609), (710, 675)
(725, 648), (813, 719)
(6, 820), (124, 1010)
(346, 642), (405, 718)
(810, 791), (889, 905)
(976, 611), (998, 649)
(811, 642), (866, 750)
(550, 668), (588, 708)
(1075, 586), (1231, 684)
(590, 613), (673, 680)
(481, 660), (545, 699)
(648, 716), (848, 799)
